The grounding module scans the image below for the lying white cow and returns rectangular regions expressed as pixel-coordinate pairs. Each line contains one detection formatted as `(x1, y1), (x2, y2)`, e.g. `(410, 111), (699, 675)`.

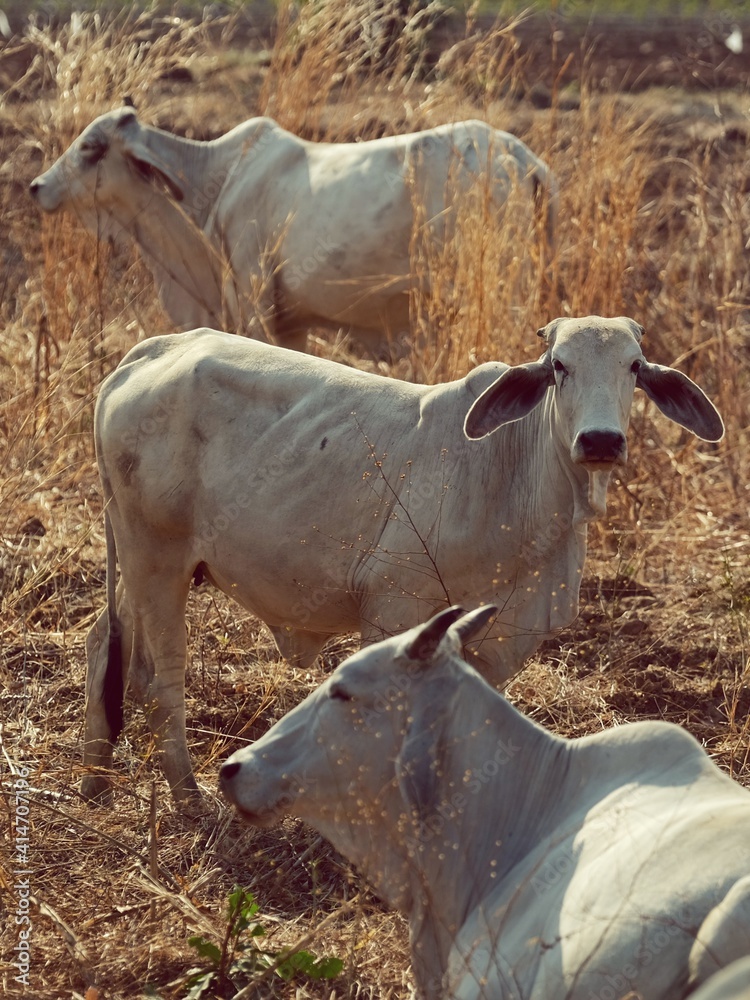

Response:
(82, 317), (723, 805)
(220, 605), (750, 1000)
(687, 958), (750, 1000)
(29, 106), (557, 353)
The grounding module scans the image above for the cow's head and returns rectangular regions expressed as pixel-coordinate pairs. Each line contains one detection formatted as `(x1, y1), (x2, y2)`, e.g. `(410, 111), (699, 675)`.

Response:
(464, 316), (724, 468)
(29, 106), (185, 238)
(220, 605), (496, 904)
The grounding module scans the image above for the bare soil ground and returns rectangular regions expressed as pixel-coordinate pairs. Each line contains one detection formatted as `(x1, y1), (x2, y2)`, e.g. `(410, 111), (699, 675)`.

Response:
(0, 5), (749, 999)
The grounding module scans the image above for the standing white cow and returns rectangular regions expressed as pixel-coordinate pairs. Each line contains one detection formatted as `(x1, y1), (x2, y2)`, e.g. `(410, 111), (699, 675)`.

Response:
(29, 106), (557, 353)
(82, 317), (723, 806)
(220, 606), (750, 1000)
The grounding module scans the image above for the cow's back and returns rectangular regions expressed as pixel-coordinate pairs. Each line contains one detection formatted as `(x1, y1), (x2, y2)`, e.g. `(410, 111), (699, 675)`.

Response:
(95, 328), (428, 541)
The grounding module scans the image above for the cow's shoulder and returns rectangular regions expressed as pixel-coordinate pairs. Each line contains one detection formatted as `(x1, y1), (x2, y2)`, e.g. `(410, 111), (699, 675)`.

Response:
(217, 117), (310, 202)
(99, 330), (260, 403)
(464, 362), (511, 400)
(415, 362), (509, 426)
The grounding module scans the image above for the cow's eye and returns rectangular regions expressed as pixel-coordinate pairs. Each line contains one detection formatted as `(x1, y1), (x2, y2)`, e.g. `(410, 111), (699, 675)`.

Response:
(80, 141), (106, 164)
(329, 682), (352, 702)
(552, 359), (568, 376)
(630, 360), (642, 374)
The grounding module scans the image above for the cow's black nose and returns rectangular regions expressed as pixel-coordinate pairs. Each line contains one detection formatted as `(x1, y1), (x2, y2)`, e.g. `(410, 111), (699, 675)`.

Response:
(576, 429), (626, 463)
(220, 761), (241, 783)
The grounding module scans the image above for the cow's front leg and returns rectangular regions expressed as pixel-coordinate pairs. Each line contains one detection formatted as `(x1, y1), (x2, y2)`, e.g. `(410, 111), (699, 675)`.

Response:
(143, 662), (201, 808)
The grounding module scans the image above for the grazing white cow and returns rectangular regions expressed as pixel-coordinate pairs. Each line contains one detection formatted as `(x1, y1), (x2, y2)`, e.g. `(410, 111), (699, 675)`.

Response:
(29, 106), (557, 353)
(220, 605), (750, 1000)
(82, 317), (723, 805)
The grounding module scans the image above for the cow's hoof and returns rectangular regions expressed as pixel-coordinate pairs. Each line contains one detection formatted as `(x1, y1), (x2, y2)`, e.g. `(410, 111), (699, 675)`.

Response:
(175, 791), (208, 819)
(81, 774), (113, 805)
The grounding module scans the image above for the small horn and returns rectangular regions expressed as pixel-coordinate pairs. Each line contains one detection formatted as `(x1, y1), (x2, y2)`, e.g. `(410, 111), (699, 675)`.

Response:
(451, 605), (498, 643)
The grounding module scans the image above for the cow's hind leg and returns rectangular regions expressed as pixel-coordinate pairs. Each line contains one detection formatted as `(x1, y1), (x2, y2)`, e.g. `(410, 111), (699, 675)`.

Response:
(128, 573), (199, 808)
(82, 583), (133, 804)
(688, 874), (750, 987)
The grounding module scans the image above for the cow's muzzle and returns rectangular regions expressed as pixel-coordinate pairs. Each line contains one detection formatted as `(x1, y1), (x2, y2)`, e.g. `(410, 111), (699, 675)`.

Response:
(572, 428), (627, 468)
(29, 175), (59, 212)
(219, 760), (287, 827)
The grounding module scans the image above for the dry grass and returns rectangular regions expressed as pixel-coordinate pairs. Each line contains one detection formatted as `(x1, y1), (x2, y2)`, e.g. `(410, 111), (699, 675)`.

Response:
(1, 6), (749, 999)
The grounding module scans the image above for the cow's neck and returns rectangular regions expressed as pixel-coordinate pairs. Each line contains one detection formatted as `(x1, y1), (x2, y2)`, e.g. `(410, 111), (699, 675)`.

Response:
(131, 197), (226, 328)
(477, 390), (611, 657)
(114, 188), (225, 329)
(507, 388), (612, 528)
(404, 674), (571, 997)
(311, 795), (418, 914)
(144, 118), (268, 231)
(114, 125), (249, 329)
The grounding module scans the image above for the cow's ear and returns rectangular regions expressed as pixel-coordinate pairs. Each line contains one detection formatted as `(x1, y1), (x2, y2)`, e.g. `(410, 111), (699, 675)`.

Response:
(119, 127), (185, 202)
(464, 360), (553, 440)
(403, 606), (465, 662)
(636, 363), (724, 442)
(395, 677), (456, 829)
(624, 317), (645, 341)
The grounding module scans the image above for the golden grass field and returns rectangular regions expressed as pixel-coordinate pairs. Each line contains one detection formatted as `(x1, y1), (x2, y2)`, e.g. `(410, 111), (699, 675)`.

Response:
(1, 3), (749, 997)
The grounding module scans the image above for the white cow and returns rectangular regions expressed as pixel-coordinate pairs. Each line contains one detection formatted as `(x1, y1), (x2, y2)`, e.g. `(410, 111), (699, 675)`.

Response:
(82, 317), (723, 805)
(220, 605), (750, 1000)
(687, 958), (750, 1000)
(29, 106), (557, 353)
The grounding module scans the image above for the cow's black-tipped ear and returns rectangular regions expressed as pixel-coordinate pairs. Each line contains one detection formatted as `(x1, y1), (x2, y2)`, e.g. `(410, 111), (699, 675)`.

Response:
(404, 606), (465, 662)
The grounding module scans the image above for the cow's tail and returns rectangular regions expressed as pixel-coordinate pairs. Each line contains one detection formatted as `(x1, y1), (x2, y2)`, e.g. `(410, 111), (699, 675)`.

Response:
(102, 508), (124, 743)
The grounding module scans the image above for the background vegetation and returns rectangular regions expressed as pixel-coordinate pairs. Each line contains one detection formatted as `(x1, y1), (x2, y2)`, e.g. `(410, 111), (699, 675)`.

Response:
(1, 2), (749, 997)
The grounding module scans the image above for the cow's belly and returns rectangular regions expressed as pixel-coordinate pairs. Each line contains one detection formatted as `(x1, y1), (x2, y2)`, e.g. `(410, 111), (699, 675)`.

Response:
(273, 175), (416, 335)
(277, 267), (412, 336)
(197, 541), (361, 636)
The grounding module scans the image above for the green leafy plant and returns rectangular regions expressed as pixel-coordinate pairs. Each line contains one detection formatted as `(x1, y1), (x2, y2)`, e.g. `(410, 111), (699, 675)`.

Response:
(183, 887), (343, 998)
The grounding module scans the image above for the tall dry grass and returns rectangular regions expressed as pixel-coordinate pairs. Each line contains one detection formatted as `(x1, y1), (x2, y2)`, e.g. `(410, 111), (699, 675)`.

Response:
(1, 7), (749, 999)
(260, 0), (446, 138)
